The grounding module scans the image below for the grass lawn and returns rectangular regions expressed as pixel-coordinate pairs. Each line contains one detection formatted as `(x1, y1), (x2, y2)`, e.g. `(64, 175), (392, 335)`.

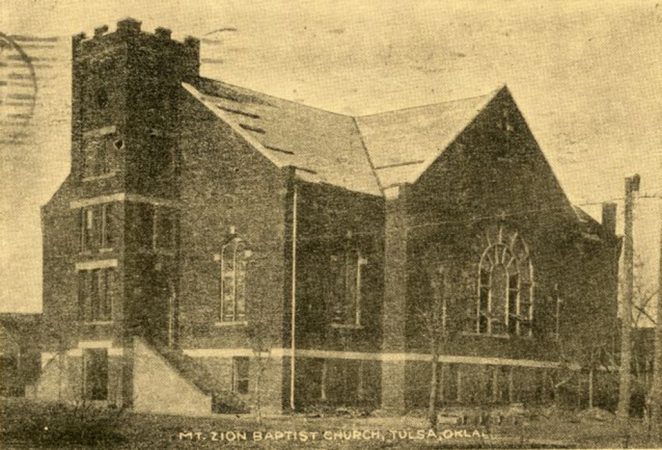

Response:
(1, 397), (660, 448)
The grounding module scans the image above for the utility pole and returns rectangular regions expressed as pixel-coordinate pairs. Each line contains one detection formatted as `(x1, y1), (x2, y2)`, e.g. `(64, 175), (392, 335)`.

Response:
(650, 199), (662, 434)
(617, 174), (640, 418)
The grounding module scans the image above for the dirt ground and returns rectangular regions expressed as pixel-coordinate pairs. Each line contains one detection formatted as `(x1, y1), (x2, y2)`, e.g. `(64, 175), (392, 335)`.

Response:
(1, 398), (660, 449)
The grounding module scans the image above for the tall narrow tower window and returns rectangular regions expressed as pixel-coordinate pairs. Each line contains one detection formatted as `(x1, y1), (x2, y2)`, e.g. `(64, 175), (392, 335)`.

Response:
(81, 133), (118, 179)
(100, 203), (114, 249)
(79, 208), (94, 252)
(77, 268), (114, 322)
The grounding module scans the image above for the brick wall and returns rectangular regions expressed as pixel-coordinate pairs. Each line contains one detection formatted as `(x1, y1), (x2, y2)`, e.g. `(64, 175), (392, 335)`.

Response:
(293, 181), (384, 352)
(399, 89), (618, 360)
(176, 90), (288, 353)
(41, 22), (202, 408)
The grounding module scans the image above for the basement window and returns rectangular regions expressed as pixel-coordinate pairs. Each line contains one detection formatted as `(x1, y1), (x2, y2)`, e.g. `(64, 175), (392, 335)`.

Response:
(232, 357), (249, 394)
(82, 348), (108, 400)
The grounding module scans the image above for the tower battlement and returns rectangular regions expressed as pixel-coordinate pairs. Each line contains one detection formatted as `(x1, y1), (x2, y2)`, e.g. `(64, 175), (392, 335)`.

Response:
(74, 18), (199, 47)
(72, 18), (200, 73)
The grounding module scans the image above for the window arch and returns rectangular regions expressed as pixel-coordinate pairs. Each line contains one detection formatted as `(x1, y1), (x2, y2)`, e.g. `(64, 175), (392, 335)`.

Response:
(477, 226), (534, 336)
(218, 237), (252, 322)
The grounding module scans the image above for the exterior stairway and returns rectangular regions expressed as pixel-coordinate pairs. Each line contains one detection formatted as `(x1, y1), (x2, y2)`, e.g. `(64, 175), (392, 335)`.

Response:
(132, 337), (212, 416)
(132, 337), (248, 415)
(156, 346), (219, 395)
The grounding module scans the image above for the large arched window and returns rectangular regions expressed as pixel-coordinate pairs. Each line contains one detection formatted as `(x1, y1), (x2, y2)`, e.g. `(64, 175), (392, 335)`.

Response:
(217, 237), (252, 322)
(477, 226), (533, 336)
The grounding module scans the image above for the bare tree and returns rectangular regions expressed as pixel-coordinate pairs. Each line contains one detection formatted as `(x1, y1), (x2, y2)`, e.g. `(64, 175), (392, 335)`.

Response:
(548, 254), (620, 411)
(632, 253), (660, 328)
(416, 264), (466, 428)
(627, 244), (662, 437)
(627, 252), (660, 427)
(419, 267), (447, 428)
(245, 256), (275, 424)
(248, 331), (272, 424)
(651, 216), (662, 437)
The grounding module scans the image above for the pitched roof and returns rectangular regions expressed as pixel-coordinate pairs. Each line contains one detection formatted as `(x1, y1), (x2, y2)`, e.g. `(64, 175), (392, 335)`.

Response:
(355, 92), (497, 189)
(183, 79), (381, 195)
(183, 78), (502, 197)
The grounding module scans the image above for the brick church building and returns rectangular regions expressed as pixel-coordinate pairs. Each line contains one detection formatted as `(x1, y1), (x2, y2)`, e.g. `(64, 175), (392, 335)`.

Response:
(37, 19), (621, 415)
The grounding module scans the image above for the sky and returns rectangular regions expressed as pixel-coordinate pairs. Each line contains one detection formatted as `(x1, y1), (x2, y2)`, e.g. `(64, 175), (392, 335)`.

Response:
(1, 0), (660, 314)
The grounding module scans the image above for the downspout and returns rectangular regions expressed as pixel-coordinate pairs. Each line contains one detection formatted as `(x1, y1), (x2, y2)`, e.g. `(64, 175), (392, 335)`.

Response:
(289, 181), (298, 411)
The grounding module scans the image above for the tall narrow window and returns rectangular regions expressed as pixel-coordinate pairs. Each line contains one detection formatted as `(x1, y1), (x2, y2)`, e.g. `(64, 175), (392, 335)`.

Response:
(477, 226), (534, 336)
(91, 269), (100, 320)
(99, 268), (113, 321)
(78, 268), (114, 323)
(218, 237), (251, 322)
(81, 134), (117, 179)
(100, 203), (114, 249)
(508, 273), (519, 335)
(78, 270), (91, 321)
(331, 249), (366, 326)
(98, 139), (109, 174)
(478, 268), (489, 333)
(431, 267), (448, 333)
(82, 139), (99, 178)
(80, 208), (94, 252)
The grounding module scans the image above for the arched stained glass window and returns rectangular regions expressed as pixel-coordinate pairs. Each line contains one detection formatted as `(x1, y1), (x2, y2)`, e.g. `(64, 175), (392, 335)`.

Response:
(477, 226), (534, 336)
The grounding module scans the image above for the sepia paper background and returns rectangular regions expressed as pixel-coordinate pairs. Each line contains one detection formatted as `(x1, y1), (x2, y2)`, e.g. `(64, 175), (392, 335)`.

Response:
(1, 1), (661, 448)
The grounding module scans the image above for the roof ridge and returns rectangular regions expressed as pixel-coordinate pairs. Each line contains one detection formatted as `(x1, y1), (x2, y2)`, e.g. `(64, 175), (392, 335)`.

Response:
(355, 86), (504, 119)
(198, 76), (505, 121)
(197, 76), (353, 118)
